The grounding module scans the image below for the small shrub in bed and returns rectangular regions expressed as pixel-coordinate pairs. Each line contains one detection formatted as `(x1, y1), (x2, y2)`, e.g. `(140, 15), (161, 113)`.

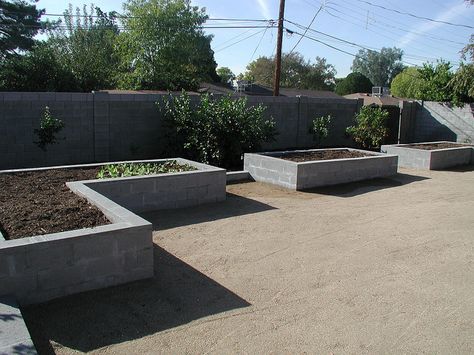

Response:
(159, 92), (277, 169)
(309, 115), (331, 147)
(34, 106), (65, 151)
(346, 106), (388, 149)
(97, 161), (196, 179)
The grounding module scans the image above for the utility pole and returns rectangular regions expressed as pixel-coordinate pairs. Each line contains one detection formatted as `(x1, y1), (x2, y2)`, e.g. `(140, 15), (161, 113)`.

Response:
(273, 0), (286, 96)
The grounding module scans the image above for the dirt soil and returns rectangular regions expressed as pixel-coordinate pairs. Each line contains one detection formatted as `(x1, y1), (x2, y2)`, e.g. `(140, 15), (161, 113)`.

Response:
(277, 149), (372, 162)
(23, 166), (474, 354)
(407, 143), (471, 150)
(0, 168), (109, 240)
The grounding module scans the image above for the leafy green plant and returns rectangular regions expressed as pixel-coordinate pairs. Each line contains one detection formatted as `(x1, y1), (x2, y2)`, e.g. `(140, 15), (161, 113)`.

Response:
(34, 106), (64, 151)
(96, 160), (196, 179)
(346, 106), (388, 149)
(309, 115), (331, 147)
(159, 92), (277, 169)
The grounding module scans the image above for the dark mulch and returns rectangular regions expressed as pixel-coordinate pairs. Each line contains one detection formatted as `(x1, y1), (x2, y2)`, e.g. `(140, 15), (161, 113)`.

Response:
(277, 149), (373, 162)
(407, 143), (472, 150)
(0, 168), (109, 240)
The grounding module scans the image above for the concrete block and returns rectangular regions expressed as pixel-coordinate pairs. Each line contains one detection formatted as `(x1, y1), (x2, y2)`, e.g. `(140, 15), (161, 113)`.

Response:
(245, 149), (397, 190)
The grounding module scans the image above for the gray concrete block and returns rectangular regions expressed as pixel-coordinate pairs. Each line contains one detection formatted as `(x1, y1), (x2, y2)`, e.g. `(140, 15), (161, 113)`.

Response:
(245, 149), (397, 190)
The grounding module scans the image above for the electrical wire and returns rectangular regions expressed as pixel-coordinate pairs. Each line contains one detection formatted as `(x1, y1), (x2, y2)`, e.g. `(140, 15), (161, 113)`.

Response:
(288, 3), (324, 54)
(351, 0), (474, 29)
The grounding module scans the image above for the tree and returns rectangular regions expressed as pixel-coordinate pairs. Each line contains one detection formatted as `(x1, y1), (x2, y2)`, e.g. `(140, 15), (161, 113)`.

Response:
(346, 106), (389, 149)
(217, 67), (235, 84)
(244, 52), (336, 90)
(335, 72), (373, 96)
(390, 67), (422, 98)
(0, 41), (79, 91)
(416, 61), (453, 102)
(49, 4), (120, 92)
(116, 0), (218, 91)
(449, 63), (474, 104)
(351, 47), (405, 87)
(159, 92), (276, 169)
(0, 0), (46, 59)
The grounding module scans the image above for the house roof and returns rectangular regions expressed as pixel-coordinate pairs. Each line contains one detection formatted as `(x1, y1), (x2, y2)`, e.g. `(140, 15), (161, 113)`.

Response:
(100, 84), (345, 100)
(344, 93), (403, 106)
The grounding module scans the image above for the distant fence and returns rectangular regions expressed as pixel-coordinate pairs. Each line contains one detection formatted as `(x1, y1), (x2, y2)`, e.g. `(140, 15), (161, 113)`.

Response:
(3, 92), (469, 170)
(0, 92), (364, 169)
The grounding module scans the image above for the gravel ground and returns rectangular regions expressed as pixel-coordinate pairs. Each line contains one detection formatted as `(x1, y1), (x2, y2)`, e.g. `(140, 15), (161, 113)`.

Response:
(24, 166), (474, 354)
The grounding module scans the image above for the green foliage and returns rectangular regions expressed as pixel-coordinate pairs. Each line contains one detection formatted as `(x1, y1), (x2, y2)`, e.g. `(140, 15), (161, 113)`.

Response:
(309, 115), (331, 147)
(390, 67), (421, 98)
(335, 72), (373, 96)
(351, 47), (405, 87)
(244, 52), (336, 90)
(159, 92), (277, 169)
(0, 42), (79, 91)
(0, 0), (48, 59)
(416, 61), (454, 102)
(346, 106), (388, 149)
(49, 4), (120, 92)
(34, 106), (64, 151)
(96, 161), (196, 179)
(217, 67), (235, 84)
(116, 0), (218, 91)
(448, 63), (474, 104)
(390, 61), (473, 105)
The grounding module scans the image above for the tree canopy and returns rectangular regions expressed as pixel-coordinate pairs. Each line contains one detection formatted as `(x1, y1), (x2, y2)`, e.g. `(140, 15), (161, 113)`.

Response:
(244, 52), (336, 91)
(351, 47), (405, 87)
(390, 61), (473, 104)
(0, 0), (46, 58)
(116, 0), (218, 91)
(390, 67), (422, 98)
(49, 4), (120, 92)
(335, 72), (373, 96)
(216, 67), (235, 84)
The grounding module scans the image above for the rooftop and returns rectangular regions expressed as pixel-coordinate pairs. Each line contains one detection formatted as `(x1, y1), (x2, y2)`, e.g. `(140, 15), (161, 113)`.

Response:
(24, 166), (474, 354)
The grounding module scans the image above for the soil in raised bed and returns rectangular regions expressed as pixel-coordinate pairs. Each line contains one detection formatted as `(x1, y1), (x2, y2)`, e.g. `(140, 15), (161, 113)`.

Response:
(0, 168), (109, 240)
(276, 149), (373, 162)
(406, 143), (472, 150)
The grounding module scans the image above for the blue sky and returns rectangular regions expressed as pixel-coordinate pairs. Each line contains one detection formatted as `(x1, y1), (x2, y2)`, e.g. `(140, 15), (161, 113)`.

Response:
(36, 0), (474, 78)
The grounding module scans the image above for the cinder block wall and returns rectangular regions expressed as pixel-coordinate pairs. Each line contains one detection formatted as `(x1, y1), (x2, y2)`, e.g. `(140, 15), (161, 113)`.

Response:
(0, 223), (153, 305)
(0, 92), (362, 169)
(410, 101), (474, 143)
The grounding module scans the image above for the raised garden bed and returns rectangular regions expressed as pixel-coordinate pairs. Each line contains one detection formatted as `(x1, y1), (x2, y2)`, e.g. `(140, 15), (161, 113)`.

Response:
(244, 148), (398, 190)
(381, 141), (474, 170)
(0, 158), (226, 305)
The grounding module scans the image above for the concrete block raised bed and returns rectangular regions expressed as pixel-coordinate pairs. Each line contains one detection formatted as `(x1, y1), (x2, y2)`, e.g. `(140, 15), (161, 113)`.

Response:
(0, 158), (226, 305)
(244, 148), (398, 190)
(381, 141), (474, 170)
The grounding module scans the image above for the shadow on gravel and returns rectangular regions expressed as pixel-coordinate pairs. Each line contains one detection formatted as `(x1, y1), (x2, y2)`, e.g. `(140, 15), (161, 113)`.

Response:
(142, 192), (277, 231)
(302, 173), (429, 198)
(23, 245), (251, 354)
(437, 164), (474, 173)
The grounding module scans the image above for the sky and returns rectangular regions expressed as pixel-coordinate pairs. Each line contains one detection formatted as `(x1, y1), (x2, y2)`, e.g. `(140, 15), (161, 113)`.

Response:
(36, 0), (474, 78)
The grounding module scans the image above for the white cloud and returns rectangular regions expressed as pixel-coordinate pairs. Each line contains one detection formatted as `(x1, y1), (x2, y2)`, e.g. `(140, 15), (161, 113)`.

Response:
(257, 0), (272, 19)
(397, 2), (468, 48)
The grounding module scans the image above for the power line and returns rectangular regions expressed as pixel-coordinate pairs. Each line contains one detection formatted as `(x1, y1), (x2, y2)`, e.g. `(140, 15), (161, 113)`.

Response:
(327, 1), (466, 46)
(319, 7), (462, 65)
(249, 26), (270, 62)
(288, 2), (324, 54)
(352, 0), (474, 29)
(214, 28), (269, 53)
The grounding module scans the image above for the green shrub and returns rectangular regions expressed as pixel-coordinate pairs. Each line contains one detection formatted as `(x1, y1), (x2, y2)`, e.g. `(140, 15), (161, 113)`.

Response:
(346, 106), (388, 149)
(159, 92), (277, 169)
(309, 115), (331, 147)
(34, 106), (64, 151)
(96, 161), (196, 179)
